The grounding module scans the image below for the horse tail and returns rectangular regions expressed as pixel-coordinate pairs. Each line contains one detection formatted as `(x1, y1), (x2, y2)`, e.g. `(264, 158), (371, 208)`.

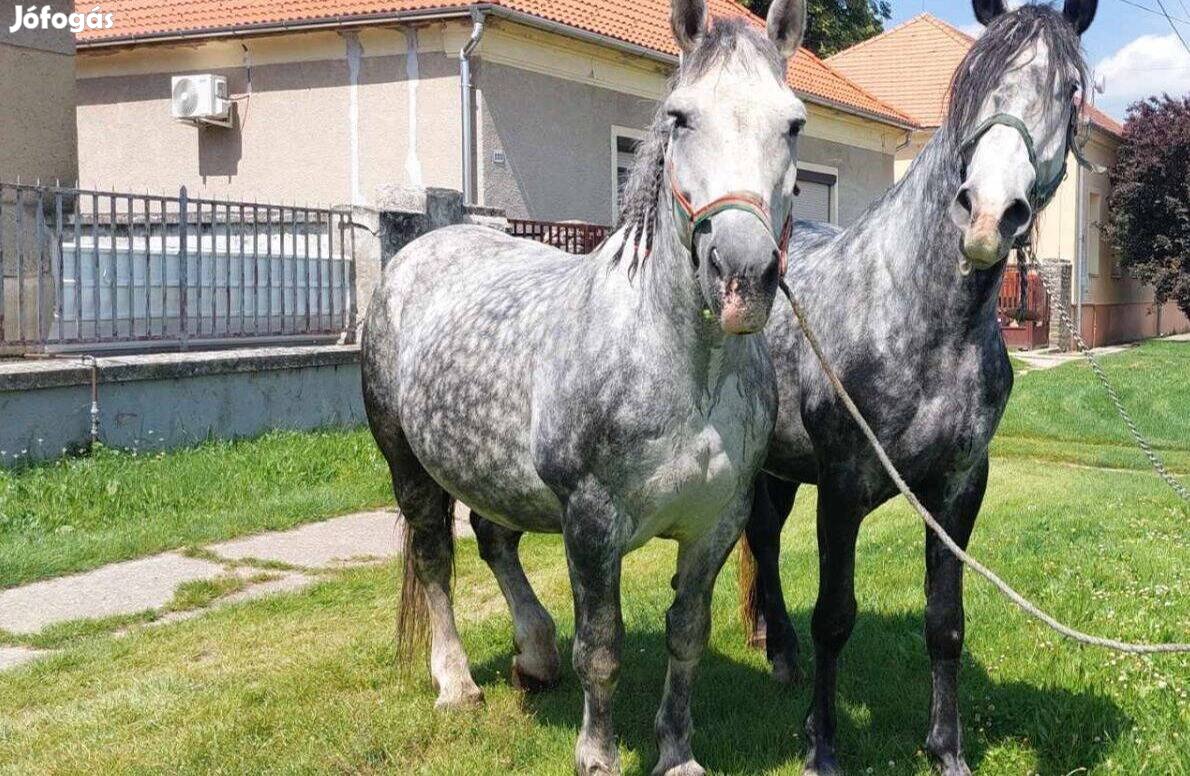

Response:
(395, 493), (456, 672)
(737, 535), (762, 645)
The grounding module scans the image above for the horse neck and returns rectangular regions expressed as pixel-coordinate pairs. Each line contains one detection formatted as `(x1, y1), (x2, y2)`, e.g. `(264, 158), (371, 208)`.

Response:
(609, 199), (742, 389)
(839, 130), (1006, 334)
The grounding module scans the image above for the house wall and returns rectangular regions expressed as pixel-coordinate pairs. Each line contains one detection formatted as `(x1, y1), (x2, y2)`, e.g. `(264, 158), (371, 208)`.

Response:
(76, 25), (465, 206)
(475, 23), (901, 225)
(797, 134), (894, 226)
(0, 0), (78, 184)
(479, 62), (657, 223)
(75, 19), (903, 227)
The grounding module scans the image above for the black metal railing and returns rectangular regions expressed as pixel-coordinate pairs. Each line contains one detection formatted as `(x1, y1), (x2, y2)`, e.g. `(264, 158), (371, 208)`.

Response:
(0, 182), (356, 353)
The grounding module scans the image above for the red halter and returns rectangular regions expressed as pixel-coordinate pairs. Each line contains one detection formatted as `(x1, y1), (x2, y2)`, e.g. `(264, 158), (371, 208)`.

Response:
(668, 165), (792, 276)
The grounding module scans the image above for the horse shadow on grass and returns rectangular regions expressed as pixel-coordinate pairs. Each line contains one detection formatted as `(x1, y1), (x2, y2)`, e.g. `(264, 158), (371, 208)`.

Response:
(471, 610), (1127, 774)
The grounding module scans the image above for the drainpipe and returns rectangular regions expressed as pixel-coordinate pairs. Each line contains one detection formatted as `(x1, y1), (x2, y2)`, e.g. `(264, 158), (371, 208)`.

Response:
(460, 8), (487, 205)
(1074, 163), (1085, 343)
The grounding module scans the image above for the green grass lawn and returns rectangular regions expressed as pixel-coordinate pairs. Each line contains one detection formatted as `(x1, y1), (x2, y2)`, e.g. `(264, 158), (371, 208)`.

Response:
(995, 341), (1190, 471)
(2, 340), (1187, 592)
(0, 459), (1186, 774)
(0, 429), (391, 588)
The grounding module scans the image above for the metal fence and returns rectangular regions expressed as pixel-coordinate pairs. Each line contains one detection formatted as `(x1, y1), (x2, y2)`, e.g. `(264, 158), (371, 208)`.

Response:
(508, 218), (609, 255)
(0, 182), (356, 354)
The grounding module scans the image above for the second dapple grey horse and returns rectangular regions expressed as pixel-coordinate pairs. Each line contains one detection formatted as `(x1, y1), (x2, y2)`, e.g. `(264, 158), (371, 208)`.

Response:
(362, 1), (808, 773)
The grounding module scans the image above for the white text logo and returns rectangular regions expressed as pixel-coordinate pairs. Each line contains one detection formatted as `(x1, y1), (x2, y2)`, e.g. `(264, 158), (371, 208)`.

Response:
(8, 5), (114, 34)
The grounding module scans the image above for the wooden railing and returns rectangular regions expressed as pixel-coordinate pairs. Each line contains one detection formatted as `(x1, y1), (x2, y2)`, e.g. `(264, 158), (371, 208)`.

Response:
(998, 265), (1049, 323)
(508, 218), (609, 255)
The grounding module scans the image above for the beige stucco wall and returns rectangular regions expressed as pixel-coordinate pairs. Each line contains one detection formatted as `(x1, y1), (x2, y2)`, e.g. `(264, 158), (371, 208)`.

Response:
(77, 25), (465, 205)
(75, 17), (903, 228)
(0, 0), (78, 183)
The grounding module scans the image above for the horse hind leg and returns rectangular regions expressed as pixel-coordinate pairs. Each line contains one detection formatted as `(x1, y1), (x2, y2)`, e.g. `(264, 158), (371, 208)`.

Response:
(470, 511), (561, 691)
(386, 438), (483, 710)
(740, 474), (802, 684)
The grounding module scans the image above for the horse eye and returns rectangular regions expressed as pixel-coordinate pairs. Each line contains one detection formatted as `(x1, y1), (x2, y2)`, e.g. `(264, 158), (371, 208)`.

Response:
(668, 110), (691, 131)
(788, 119), (805, 138)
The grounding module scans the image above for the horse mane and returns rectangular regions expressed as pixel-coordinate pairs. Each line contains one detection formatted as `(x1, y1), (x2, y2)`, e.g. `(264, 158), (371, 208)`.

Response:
(943, 4), (1089, 149)
(614, 18), (784, 275)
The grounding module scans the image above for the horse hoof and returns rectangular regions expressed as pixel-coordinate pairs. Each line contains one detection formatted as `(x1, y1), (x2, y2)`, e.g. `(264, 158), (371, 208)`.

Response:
(931, 754), (972, 776)
(434, 682), (485, 710)
(511, 656), (560, 693)
(653, 759), (707, 776)
(771, 653), (803, 685)
(802, 753), (842, 776)
(576, 734), (621, 776)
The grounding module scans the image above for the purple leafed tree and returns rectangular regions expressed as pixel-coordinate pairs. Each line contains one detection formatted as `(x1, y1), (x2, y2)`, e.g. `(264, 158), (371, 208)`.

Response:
(1105, 95), (1190, 320)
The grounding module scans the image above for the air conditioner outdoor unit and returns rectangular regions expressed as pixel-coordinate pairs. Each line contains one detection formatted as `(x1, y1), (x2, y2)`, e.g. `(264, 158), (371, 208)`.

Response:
(171, 74), (231, 126)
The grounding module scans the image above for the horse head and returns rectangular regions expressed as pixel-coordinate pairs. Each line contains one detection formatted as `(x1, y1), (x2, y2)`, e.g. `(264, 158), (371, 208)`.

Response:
(948, 0), (1098, 269)
(626, 0), (807, 334)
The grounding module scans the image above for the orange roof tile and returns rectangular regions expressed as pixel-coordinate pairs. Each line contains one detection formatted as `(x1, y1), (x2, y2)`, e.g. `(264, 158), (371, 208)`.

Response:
(75, 0), (915, 126)
(828, 13), (1121, 137)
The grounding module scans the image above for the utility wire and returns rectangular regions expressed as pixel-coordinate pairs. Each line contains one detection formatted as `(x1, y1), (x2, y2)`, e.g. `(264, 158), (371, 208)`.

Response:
(1154, 0), (1190, 52)
(1116, 0), (1190, 25)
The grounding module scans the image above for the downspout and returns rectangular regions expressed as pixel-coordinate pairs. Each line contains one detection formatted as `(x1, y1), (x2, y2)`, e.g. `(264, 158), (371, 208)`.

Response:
(460, 8), (487, 205)
(1074, 162), (1085, 343)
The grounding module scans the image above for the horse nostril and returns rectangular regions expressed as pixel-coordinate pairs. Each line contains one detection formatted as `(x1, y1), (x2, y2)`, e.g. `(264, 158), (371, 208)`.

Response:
(763, 251), (780, 287)
(1002, 198), (1032, 236)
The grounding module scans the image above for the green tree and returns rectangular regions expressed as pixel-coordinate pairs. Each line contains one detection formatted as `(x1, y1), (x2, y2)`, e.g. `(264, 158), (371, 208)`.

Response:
(1105, 95), (1190, 321)
(738, 0), (892, 57)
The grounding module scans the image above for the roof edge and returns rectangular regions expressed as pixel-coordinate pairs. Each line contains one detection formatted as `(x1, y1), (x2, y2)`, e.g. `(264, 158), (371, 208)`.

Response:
(75, 5), (480, 48)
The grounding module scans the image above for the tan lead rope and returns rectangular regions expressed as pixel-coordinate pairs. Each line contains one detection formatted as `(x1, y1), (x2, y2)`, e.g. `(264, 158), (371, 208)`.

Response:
(780, 279), (1190, 654)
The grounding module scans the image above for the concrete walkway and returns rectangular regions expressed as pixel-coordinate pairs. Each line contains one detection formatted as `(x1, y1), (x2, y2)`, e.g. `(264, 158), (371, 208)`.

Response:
(0, 508), (473, 670)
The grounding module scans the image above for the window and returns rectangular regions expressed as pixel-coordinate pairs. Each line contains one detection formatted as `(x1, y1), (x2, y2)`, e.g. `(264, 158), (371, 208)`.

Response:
(791, 164), (838, 224)
(612, 127), (645, 217)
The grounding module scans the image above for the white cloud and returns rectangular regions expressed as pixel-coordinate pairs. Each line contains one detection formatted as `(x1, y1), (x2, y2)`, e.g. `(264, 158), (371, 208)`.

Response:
(1093, 33), (1190, 119)
(958, 22), (985, 38)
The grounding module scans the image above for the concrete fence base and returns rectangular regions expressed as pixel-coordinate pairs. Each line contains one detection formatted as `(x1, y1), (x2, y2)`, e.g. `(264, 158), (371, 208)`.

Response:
(0, 345), (363, 465)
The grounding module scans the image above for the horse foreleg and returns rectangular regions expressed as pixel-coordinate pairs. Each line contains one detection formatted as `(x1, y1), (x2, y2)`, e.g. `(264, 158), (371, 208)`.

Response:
(804, 479), (863, 776)
(744, 474), (802, 683)
(654, 492), (754, 776)
(563, 479), (625, 776)
(471, 511), (561, 691)
(922, 458), (987, 776)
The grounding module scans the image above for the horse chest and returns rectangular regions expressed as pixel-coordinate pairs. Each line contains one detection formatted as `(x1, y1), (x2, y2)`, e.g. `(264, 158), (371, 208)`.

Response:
(624, 402), (759, 549)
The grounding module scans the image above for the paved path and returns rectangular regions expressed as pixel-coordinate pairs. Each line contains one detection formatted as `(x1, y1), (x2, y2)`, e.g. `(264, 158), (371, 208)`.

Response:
(0, 508), (473, 670)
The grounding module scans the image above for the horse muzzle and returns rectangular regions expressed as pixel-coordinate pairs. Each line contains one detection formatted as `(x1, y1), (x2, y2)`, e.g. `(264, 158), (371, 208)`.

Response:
(701, 217), (782, 335)
(950, 183), (1033, 270)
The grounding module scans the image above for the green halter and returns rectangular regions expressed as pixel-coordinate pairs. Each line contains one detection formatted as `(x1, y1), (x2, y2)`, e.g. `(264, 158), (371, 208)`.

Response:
(958, 112), (1072, 211)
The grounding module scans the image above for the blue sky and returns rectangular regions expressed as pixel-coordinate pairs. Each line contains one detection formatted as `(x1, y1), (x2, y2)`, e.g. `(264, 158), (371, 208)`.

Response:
(885, 0), (1190, 119)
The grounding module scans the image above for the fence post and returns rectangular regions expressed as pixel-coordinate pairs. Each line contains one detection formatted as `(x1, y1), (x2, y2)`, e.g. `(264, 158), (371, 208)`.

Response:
(178, 185), (189, 351)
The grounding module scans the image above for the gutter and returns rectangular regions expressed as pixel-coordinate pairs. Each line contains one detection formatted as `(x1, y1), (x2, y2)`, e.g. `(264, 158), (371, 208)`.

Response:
(460, 9), (487, 205)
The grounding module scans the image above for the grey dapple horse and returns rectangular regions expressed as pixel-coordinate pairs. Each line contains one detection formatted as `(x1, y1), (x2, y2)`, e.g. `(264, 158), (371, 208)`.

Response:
(732, 1), (1100, 773)
(362, 1), (808, 773)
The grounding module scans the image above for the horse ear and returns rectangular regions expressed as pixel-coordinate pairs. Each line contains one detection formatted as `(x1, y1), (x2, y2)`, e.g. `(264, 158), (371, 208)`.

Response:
(671, 0), (707, 54)
(1062, 0), (1098, 34)
(767, 0), (807, 59)
(972, 0), (1008, 26)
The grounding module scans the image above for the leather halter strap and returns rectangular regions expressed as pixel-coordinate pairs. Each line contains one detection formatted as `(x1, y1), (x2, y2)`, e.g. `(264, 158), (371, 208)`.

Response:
(668, 165), (793, 271)
(958, 110), (1091, 213)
